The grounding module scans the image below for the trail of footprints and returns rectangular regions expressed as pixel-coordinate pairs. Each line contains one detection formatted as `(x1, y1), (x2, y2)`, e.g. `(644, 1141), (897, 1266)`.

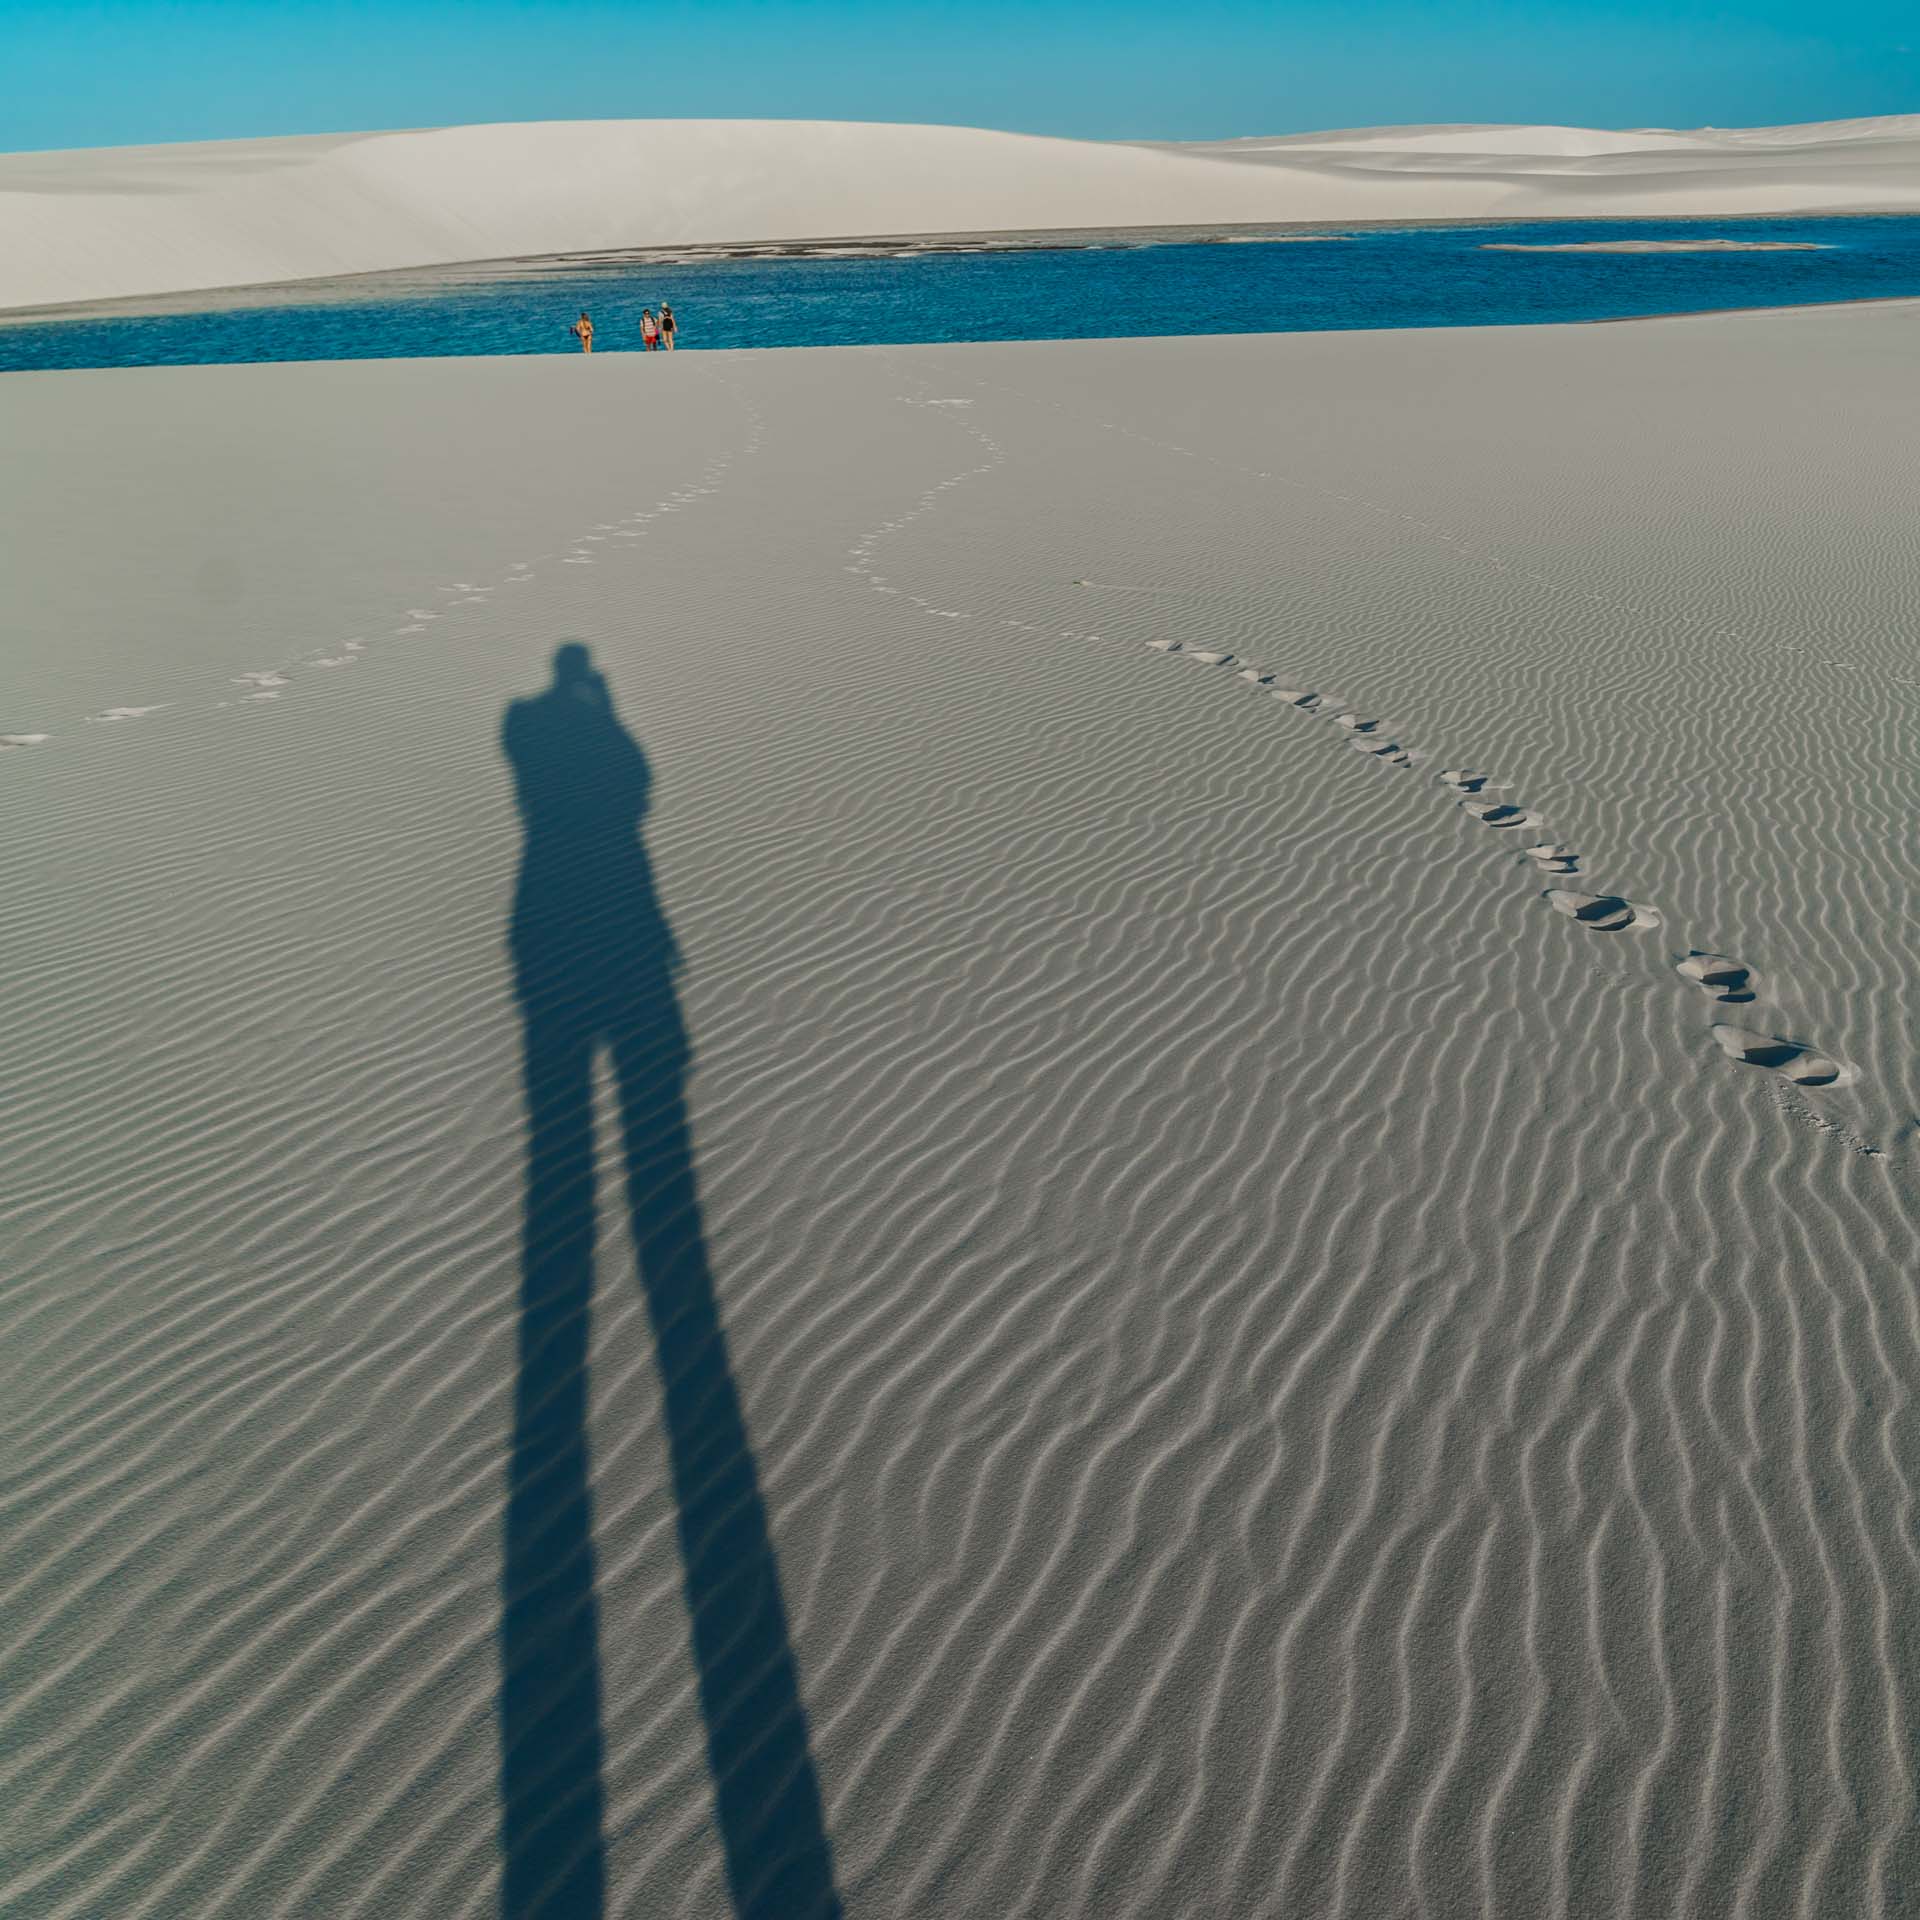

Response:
(851, 382), (1867, 1109)
(10, 384), (767, 752)
(1143, 639), (1858, 1094)
(840, 390), (1006, 615)
(834, 398), (1863, 1105)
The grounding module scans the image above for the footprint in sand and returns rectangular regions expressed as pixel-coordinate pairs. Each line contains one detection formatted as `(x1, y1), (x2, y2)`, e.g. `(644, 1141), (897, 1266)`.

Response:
(1461, 799), (1543, 830)
(1146, 638), (1185, 653)
(0, 733), (50, 750)
(88, 705), (169, 724)
(1676, 952), (1758, 1004)
(1712, 1024), (1851, 1087)
(1543, 888), (1661, 932)
(1439, 769), (1505, 794)
(1524, 842), (1580, 875)
(1349, 736), (1416, 765)
(1271, 690), (1326, 710)
(1186, 649), (1235, 666)
(1238, 666), (1276, 685)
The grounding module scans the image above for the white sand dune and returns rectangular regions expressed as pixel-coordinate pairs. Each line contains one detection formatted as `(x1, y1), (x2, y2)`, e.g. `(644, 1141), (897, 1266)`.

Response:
(3, 306), (1919, 1915)
(4, 112), (1920, 311)
(1175, 112), (1920, 157)
(1162, 115), (1920, 216)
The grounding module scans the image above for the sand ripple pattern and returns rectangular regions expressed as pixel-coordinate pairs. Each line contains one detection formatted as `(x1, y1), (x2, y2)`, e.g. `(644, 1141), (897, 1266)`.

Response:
(3, 321), (1919, 1919)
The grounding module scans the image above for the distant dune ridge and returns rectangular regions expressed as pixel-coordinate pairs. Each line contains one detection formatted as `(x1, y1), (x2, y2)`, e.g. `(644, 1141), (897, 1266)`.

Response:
(2, 113), (1919, 310)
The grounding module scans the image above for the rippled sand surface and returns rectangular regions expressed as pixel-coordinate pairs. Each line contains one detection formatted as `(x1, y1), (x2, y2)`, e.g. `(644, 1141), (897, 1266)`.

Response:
(4, 305), (1918, 1918)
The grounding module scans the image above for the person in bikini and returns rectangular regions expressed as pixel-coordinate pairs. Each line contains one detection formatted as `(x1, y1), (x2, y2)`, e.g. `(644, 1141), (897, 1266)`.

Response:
(659, 303), (676, 351)
(571, 312), (594, 353)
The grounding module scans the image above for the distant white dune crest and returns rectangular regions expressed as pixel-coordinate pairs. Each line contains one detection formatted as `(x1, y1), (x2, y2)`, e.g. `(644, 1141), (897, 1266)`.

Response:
(2, 113), (1918, 311)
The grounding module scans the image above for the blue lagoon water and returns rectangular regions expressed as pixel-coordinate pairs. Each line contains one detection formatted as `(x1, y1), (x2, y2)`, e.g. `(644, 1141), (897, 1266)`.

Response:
(5, 215), (1920, 372)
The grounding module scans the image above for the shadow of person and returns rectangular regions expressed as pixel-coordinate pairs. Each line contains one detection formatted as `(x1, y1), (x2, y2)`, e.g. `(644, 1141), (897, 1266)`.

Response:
(499, 643), (842, 1919)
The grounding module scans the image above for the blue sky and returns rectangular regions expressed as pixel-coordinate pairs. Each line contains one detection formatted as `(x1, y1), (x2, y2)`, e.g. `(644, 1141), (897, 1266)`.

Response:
(1, 0), (1913, 153)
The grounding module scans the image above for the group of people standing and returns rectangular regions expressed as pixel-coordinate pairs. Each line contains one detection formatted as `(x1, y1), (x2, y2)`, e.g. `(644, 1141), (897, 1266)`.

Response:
(569, 304), (676, 354)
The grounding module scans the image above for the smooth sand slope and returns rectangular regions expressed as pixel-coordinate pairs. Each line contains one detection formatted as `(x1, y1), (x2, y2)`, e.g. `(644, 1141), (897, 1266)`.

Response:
(4, 306), (1920, 1917)
(5, 113), (1920, 311)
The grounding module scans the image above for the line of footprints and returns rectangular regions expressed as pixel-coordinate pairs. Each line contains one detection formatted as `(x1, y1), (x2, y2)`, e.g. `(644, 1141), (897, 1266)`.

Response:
(1144, 640), (1855, 1092)
(1, 434), (764, 753)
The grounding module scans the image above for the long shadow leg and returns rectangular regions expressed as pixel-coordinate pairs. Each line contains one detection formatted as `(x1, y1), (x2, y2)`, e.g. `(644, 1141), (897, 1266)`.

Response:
(613, 1010), (843, 1920)
(500, 1016), (609, 1919)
